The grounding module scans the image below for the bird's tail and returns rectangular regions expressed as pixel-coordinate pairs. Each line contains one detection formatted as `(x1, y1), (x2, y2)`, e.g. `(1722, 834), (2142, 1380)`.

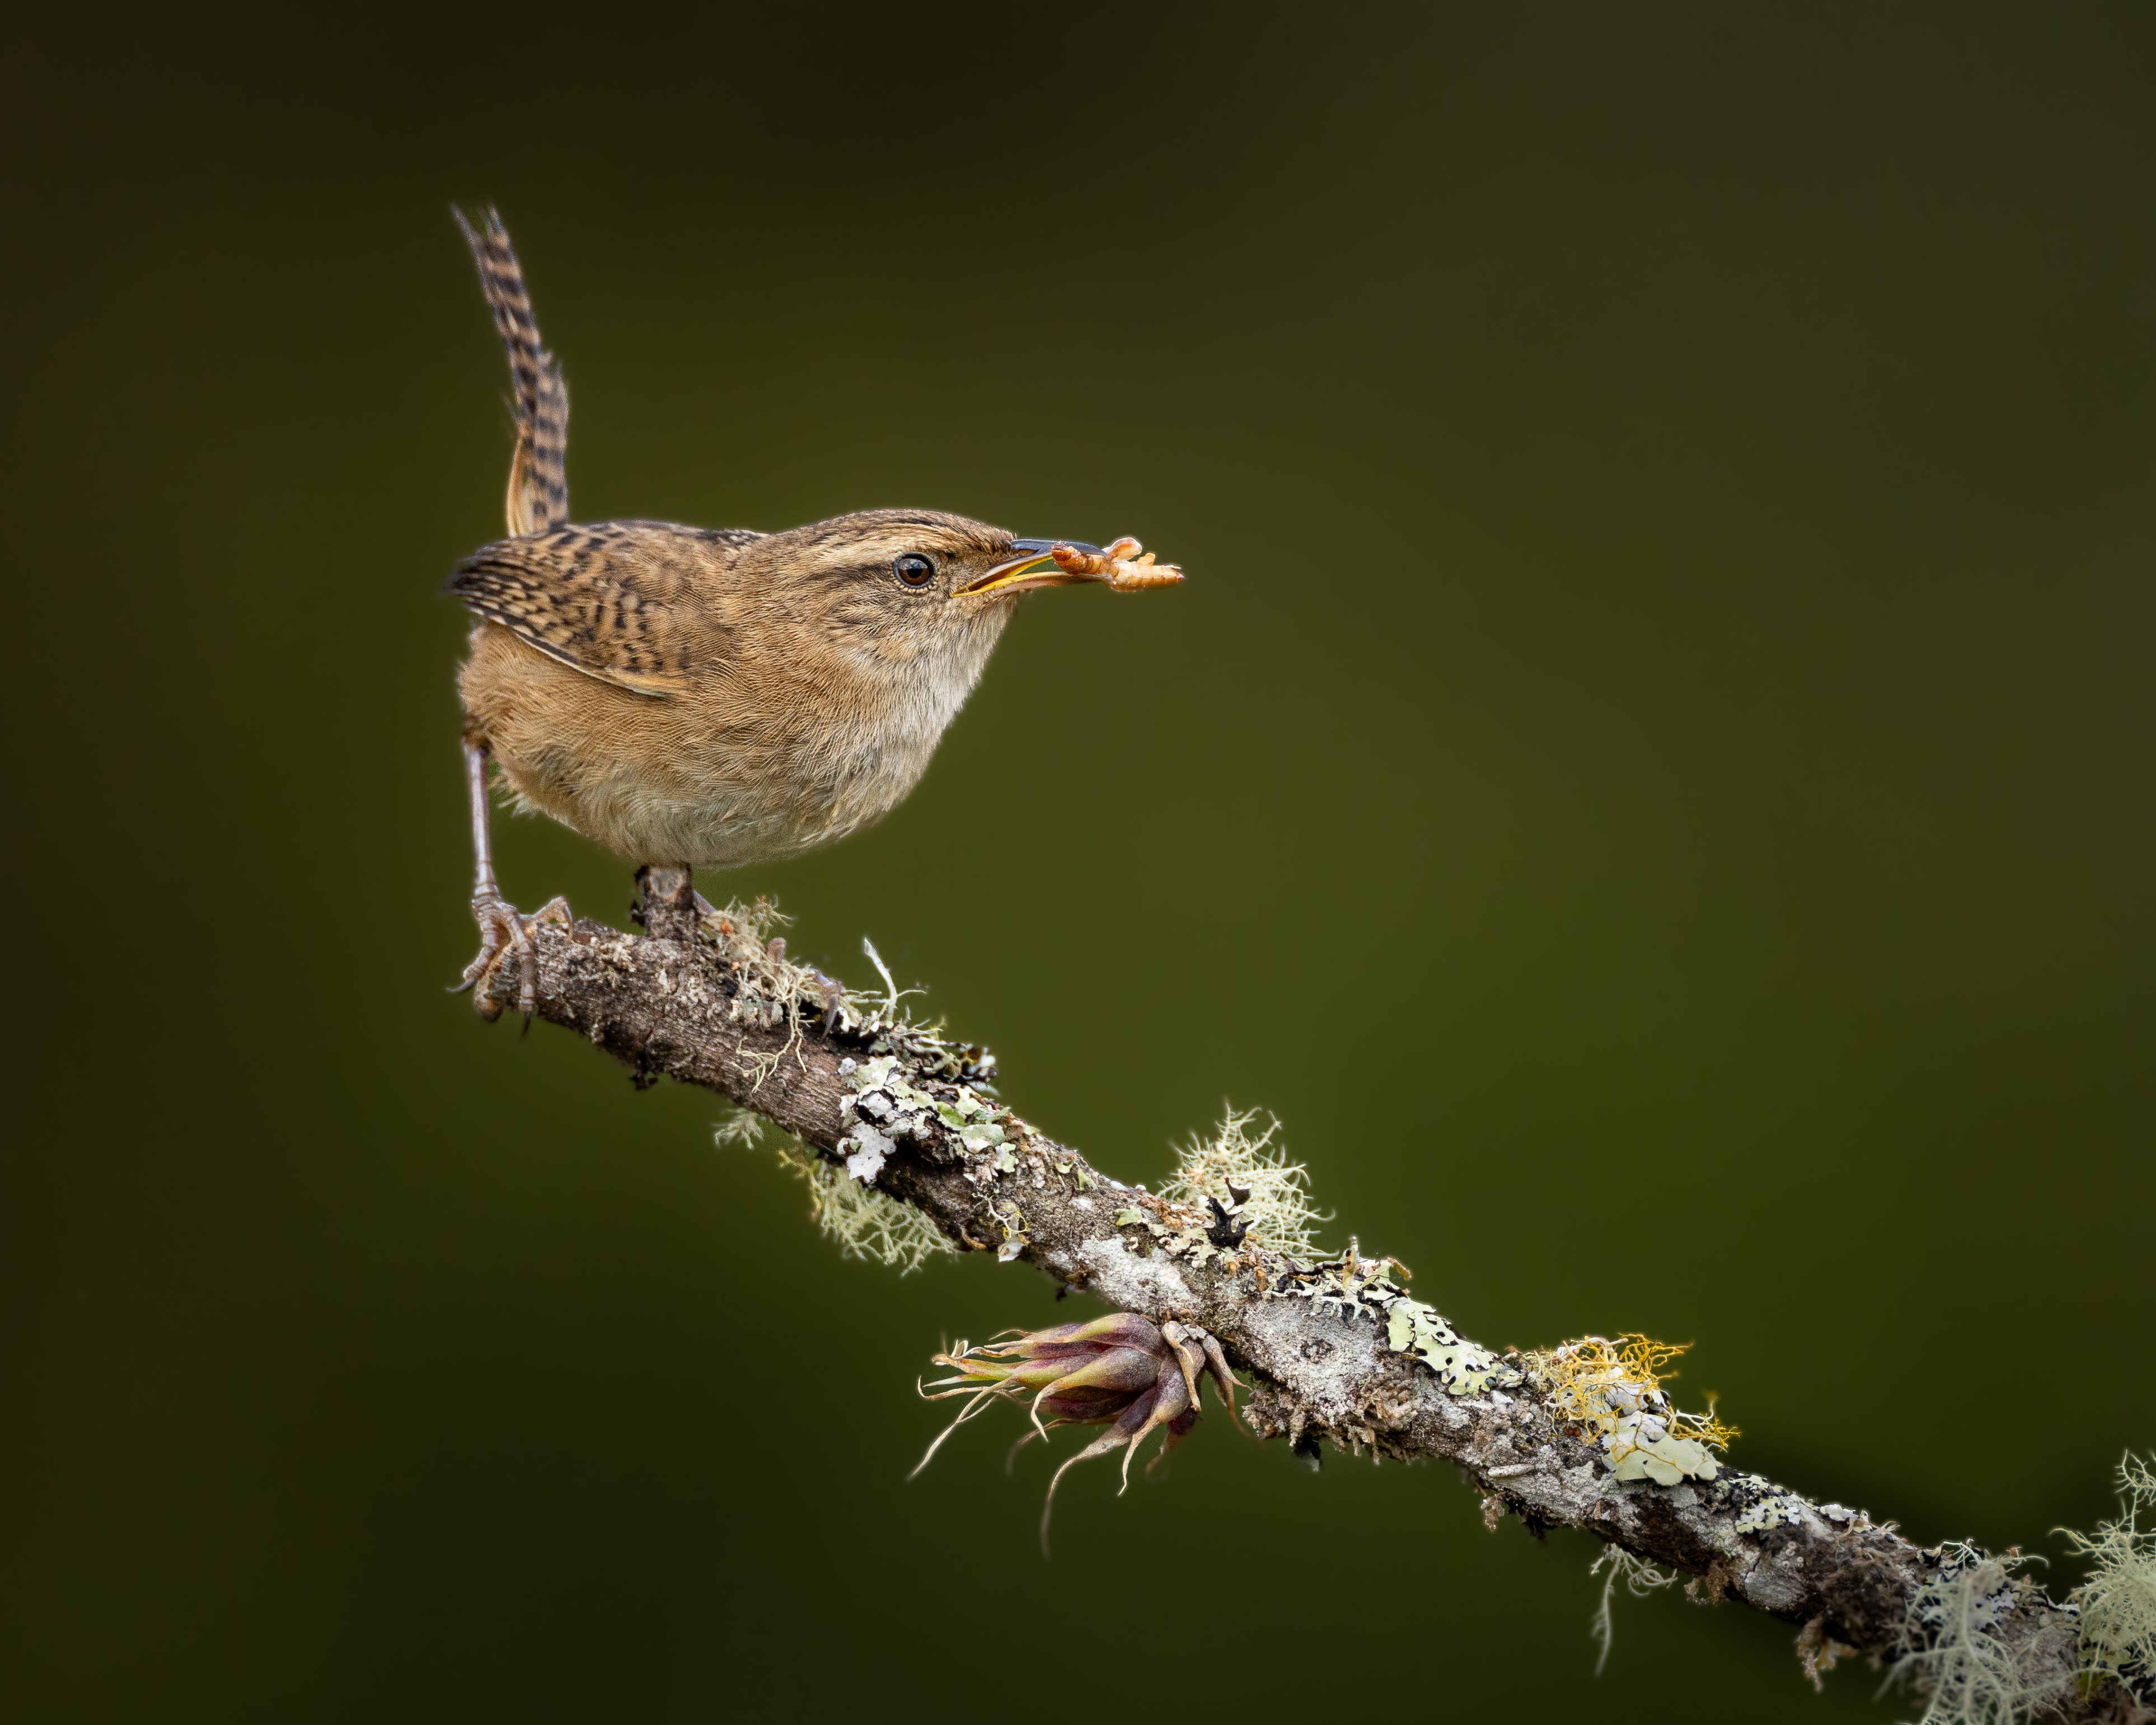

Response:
(454, 206), (570, 536)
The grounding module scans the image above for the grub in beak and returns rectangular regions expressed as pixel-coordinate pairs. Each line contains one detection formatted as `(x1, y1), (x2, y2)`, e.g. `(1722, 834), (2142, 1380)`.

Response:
(959, 536), (1184, 597)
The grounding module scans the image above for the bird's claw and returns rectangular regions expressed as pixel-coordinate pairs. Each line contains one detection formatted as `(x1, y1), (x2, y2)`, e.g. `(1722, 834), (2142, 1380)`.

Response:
(454, 893), (571, 1025)
(1051, 535), (1183, 592)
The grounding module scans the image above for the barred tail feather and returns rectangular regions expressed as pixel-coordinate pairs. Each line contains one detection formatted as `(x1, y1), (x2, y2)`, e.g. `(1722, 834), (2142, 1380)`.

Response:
(454, 205), (570, 536)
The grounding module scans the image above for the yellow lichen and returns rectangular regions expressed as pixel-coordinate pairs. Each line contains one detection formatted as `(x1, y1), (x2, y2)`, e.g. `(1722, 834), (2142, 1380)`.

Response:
(1532, 1335), (1736, 1484)
(1541, 1335), (1737, 1446)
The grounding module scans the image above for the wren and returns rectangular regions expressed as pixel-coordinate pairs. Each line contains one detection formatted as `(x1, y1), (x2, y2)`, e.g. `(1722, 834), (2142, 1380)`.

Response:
(446, 209), (1183, 1019)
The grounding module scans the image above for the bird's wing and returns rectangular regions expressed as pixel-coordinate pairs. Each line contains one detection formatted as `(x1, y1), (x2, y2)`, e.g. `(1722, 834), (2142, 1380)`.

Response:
(446, 521), (761, 697)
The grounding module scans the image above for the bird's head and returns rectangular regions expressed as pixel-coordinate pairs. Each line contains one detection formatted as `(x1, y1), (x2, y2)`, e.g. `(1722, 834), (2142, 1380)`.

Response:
(740, 509), (1182, 674)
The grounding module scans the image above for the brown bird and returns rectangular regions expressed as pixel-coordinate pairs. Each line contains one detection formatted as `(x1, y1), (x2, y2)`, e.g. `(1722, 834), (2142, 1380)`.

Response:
(447, 208), (1183, 1018)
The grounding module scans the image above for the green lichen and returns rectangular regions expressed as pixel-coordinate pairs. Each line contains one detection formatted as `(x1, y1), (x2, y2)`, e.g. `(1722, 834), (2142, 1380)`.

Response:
(1269, 1241), (1516, 1395)
(1385, 1296), (1510, 1396)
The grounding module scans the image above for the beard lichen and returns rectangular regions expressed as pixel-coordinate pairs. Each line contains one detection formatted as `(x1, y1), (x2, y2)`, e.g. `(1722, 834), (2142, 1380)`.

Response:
(714, 1114), (956, 1275)
(1887, 1543), (2069, 1725)
(1590, 1543), (1679, 1675)
(699, 902), (993, 1272)
(711, 1107), (766, 1150)
(696, 896), (838, 1024)
(694, 899), (935, 1045)
(2061, 1453), (2156, 1698)
(1159, 1104), (1332, 1259)
(770, 1138), (956, 1274)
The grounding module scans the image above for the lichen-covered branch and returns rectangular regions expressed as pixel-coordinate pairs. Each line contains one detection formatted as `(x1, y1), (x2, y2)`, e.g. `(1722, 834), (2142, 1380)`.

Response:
(471, 882), (2149, 1723)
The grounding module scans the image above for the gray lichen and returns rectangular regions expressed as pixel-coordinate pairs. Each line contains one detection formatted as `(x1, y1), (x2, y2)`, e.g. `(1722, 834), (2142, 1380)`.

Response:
(1732, 1493), (1810, 1536)
(1264, 1240), (1517, 1396)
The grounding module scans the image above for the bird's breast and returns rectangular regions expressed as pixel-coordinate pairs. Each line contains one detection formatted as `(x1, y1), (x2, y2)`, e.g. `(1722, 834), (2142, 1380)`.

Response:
(649, 621), (1001, 866)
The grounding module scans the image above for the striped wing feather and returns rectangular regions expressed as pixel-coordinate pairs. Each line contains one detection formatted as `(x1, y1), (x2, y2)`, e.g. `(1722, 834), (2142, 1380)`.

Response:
(448, 522), (754, 697)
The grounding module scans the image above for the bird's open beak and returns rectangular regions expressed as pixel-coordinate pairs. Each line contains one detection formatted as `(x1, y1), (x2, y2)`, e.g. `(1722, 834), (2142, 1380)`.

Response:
(958, 538), (1109, 597)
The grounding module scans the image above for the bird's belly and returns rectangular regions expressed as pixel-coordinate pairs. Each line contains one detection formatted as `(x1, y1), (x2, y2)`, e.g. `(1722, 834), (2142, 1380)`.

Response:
(465, 625), (954, 871)
(498, 714), (933, 870)
(613, 767), (917, 870)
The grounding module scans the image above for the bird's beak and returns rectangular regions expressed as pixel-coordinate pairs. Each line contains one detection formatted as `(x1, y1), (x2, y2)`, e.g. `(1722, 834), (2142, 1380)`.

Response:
(957, 539), (1109, 597)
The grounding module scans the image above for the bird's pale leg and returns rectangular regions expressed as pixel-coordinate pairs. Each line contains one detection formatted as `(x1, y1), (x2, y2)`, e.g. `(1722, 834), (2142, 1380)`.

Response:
(454, 740), (567, 1024)
(466, 739), (504, 906)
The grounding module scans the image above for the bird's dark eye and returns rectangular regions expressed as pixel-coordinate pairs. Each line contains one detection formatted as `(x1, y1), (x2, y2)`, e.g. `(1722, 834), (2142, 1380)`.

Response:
(894, 552), (936, 588)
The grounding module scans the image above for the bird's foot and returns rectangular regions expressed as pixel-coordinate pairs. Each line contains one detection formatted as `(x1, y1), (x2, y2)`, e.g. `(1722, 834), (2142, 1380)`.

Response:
(453, 892), (572, 1025)
(1052, 535), (1183, 591)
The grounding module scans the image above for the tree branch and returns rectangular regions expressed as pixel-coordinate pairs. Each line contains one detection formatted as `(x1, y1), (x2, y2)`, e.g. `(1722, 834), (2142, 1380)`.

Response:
(472, 890), (2146, 1722)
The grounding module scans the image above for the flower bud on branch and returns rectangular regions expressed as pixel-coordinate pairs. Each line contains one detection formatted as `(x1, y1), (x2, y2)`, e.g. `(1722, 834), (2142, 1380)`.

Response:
(915, 1314), (1239, 1551)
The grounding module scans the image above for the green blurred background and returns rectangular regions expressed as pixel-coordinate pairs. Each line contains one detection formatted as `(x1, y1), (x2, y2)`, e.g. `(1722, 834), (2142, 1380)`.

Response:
(3, 6), (2150, 1719)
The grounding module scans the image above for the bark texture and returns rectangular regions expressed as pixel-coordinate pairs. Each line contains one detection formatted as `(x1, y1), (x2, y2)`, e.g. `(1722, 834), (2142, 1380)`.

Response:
(471, 893), (2146, 1723)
